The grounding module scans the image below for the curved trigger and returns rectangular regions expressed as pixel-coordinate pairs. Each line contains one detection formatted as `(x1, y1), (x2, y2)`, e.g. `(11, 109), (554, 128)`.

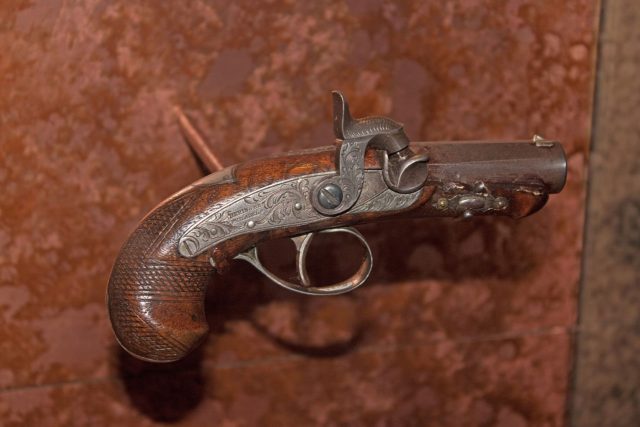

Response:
(289, 233), (313, 287)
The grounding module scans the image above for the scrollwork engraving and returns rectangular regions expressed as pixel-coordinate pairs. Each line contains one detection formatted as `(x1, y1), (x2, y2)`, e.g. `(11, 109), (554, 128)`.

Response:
(350, 189), (421, 214)
(179, 171), (422, 258)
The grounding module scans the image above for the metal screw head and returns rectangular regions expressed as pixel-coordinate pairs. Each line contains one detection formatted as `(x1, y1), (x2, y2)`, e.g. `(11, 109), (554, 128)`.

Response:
(317, 183), (343, 209)
(473, 182), (487, 193)
(494, 197), (508, 209)
(247, 220), (255, 228)
(294, 202), (303, 210)
(436, 198), (448, 209)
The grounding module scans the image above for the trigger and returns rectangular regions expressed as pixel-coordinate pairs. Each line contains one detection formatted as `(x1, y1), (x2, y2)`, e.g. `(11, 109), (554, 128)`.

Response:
(292, 232), (315, 287)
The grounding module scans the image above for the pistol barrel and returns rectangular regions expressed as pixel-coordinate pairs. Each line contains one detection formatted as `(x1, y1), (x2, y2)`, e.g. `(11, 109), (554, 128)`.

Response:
(420, 140), (567, 194)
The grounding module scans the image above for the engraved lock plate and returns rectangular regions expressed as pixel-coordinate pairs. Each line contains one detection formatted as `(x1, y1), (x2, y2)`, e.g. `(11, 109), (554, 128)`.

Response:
(178, 170), (421, 258)
(178, 170), (422, 296)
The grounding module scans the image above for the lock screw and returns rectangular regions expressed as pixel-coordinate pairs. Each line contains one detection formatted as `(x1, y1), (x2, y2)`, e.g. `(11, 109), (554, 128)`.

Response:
(318, 184), (343, 209)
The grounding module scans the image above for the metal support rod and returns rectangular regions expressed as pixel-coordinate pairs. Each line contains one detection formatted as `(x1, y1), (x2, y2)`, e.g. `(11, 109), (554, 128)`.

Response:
(174, 106), (225, 172)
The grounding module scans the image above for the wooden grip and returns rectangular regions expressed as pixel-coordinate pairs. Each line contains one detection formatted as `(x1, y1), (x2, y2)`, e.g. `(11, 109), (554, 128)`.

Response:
(107, 189), (214, 362)
(107, 149), (344, 362)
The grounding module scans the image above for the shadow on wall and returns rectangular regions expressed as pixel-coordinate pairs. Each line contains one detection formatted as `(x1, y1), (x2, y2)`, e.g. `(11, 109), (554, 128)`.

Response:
(113, 210), (552, 422)
(117, 346), (206, 423)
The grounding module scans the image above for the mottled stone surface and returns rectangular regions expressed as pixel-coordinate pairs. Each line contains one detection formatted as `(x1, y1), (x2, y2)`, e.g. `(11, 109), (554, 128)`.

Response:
(0, 333), (571, 426)
(0, 0), (596, 425)
(571, 0), (640, 425)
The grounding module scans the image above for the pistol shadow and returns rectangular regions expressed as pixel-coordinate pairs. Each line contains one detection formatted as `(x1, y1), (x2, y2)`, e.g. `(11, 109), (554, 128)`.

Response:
(203, 211), (553, 353)
(362, 213), (553, 284)
(115, 344), (206, 423)
(114, 211), (552, 422)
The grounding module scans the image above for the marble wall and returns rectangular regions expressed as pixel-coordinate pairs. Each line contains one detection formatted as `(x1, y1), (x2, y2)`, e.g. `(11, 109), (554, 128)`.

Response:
(0, 1), (597, 425)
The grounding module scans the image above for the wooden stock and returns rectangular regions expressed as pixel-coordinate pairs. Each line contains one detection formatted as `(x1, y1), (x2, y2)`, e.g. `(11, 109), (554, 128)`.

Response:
(107, 142), (565, 362)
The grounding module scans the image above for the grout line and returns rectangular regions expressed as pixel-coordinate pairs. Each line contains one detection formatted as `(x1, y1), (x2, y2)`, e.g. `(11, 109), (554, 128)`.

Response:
(0, 325), (576, 395)
(567, 0), (608, 426)
(0, 375), (121, 395)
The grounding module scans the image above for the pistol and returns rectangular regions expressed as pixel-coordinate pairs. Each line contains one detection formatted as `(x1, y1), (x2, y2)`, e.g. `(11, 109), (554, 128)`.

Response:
(107, 91), (567, 362)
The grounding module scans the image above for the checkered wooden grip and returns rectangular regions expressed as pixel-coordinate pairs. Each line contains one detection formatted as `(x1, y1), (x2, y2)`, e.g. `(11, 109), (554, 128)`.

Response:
(107, 190), (213, 362)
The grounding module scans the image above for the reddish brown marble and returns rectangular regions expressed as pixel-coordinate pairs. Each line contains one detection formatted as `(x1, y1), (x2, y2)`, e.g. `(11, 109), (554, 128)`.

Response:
(0, 0), (596, 424)
(0, 333), (571, 426)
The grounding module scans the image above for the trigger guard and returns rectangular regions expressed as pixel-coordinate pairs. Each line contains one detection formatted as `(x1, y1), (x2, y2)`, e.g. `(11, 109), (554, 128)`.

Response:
(235, 227), (373, 296)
